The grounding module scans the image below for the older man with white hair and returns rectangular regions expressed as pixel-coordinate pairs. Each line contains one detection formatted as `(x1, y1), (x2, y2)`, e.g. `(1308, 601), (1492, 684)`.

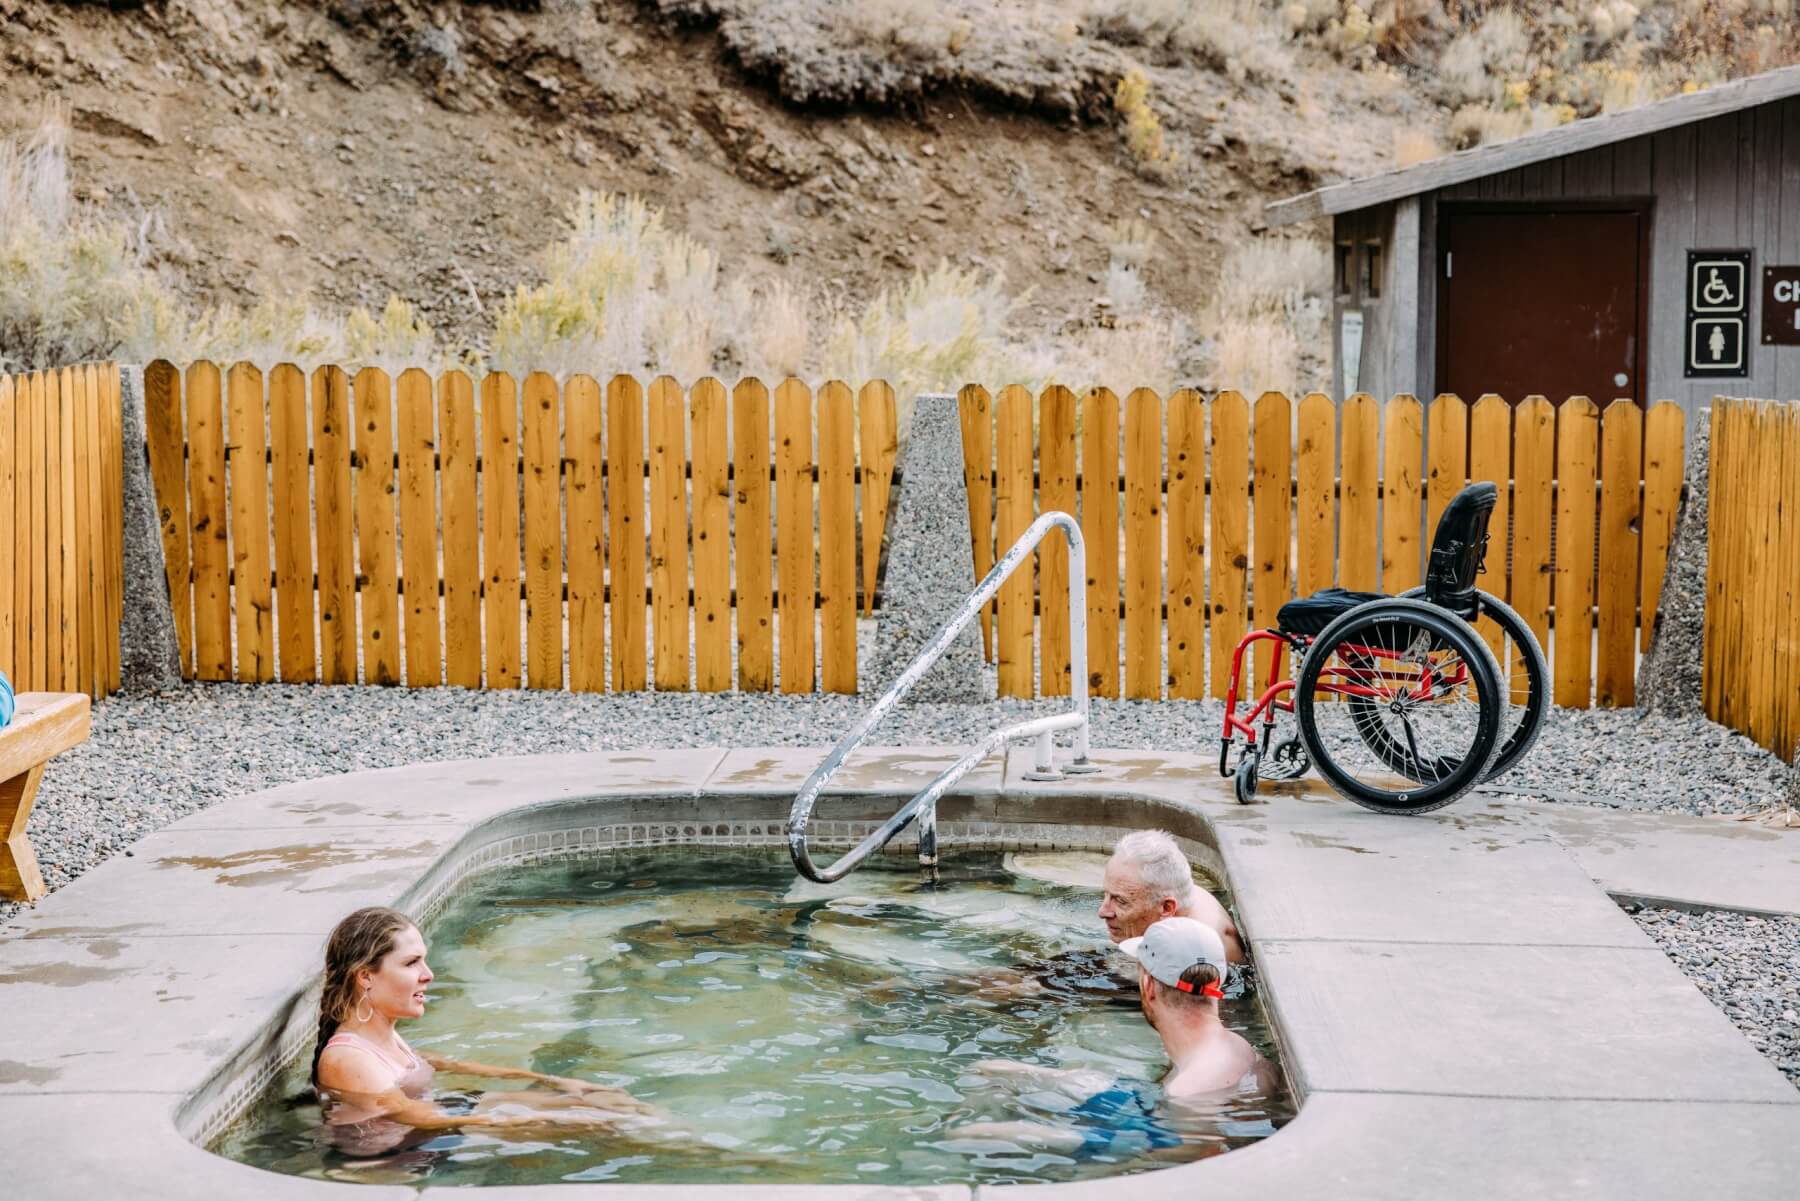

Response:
(969, 830), (1245, 1010)
(1099, 830), (1244, 964)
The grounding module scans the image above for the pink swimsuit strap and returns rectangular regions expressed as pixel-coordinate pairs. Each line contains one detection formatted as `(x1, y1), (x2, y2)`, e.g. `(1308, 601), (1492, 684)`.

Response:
(325, 1029), (421, 1073)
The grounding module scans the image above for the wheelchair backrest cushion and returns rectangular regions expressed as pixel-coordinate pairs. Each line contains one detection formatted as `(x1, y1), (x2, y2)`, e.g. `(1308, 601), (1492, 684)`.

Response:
(1424, 482), (1497, 618)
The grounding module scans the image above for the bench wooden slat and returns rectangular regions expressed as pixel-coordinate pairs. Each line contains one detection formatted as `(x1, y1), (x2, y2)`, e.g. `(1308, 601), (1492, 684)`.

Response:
(0, 692), (90, 782)
(1, 691), (91, 901)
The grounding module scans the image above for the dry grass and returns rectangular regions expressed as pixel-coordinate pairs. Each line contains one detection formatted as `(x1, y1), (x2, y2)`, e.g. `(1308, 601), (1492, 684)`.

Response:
(1393, 128), (1441, 165)
(1317, 0), (1800, 142)
(0, 114), (475, 377)
(1202, 237), (1330, 395)
(1369, 0), (1446, 65)
(1212, 315), (1302, 395)
(490, 191), (782, 382)
(1113, 68), (1175, 176)
(0, 114), (176, 373)
(1448, 99), (1573, 149)
(1089, 0), (1297, 82)
(647, 0), (1107, 112)
(1284, 0), (1341, 34)
(1211, 238), (1330, 324)
(1072, 313), (1187, 395)
(493, 192), (1043, 394)
(823, 260), (1027, 400)
(1587, 0), (1641, 43)
(1105, 216), (1157, 315)
(1435, 8), (1528, 105)
(5, 107), (1054, 394)
(4, 119), (1043, 393)
(750, 277), (812, 380)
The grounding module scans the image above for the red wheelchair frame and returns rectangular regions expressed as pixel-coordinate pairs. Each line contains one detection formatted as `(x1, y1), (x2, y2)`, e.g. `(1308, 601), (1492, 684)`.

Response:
(1216, 626), (1474, 778)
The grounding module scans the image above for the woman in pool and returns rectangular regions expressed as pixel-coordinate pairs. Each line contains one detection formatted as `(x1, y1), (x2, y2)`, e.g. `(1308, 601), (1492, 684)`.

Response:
(313, 906), (655, 1156)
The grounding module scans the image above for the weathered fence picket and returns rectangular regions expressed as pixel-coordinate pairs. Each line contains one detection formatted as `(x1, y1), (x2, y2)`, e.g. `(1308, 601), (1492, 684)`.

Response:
(144, 362), (899, 695)
(0, 363), (123, 699)
(1706, 399), (1800, 756)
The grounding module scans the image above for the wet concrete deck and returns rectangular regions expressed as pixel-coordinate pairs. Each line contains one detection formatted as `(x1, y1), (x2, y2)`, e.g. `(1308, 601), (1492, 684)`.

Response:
(0, 746), (1795, 1200)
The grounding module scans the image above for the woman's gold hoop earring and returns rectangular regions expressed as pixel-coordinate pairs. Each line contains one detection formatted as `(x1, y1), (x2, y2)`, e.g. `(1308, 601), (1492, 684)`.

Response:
(355, 989), (374, 1023)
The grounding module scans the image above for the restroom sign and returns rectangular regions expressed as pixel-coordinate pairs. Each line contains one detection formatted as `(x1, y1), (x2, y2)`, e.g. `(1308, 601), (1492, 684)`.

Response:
(1763, 266), (1800, 346)
(1686, 250), (1751, 377)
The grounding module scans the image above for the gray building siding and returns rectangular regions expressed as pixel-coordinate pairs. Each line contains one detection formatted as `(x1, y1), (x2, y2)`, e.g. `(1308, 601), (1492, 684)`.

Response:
(1334, 95), (1800, 417)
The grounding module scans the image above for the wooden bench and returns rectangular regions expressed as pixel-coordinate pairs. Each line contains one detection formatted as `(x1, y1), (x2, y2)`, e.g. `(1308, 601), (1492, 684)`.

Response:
(1, 693), (92, 902)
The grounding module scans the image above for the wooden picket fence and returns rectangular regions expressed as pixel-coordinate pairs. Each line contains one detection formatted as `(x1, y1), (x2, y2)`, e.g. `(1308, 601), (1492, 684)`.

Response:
(959, 386), (1688, 708)
(0, 363), (124, 699)
(1704, 398), (1800, 757)
(144, 362), (899, 692)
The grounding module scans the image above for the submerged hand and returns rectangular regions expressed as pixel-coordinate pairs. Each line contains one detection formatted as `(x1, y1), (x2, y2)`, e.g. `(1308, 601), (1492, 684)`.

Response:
(970, 1059), (1112, 1096)
(571, 1085), (658, 1117)
(972, 1059), (1045, 1079)
(540, 1077), (658, 1116)
(543, 1074), (602, 1096)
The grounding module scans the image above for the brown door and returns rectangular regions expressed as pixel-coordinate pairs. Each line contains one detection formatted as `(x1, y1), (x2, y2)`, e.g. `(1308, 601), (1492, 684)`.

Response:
(1438, 208), (1646, 405)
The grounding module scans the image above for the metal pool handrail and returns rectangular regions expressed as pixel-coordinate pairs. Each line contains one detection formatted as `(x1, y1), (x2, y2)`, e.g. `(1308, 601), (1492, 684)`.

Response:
(787, 510), (1097, 883)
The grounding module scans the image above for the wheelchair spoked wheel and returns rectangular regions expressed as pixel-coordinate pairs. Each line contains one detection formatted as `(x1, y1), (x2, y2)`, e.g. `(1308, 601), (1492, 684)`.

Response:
(1399, 588), (1548, 782)
(1296, 598), (1505, 814)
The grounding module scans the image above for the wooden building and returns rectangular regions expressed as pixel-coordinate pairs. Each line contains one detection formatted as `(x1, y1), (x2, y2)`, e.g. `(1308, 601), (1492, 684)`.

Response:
(1267, 65), (1800, 419)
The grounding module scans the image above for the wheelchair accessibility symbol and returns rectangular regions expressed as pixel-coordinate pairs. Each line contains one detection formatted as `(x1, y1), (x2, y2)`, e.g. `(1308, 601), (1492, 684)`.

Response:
(1691, 258), (1746, 313)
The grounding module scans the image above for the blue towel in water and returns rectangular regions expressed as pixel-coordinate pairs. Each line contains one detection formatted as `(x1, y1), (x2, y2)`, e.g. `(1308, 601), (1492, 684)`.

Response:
(0, 669), (13, 729)
(1068, 1085), (1183, 1160)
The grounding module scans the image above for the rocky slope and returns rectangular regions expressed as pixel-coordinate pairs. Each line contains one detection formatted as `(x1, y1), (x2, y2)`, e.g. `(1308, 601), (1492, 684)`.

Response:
(1, 0), (1430, 370)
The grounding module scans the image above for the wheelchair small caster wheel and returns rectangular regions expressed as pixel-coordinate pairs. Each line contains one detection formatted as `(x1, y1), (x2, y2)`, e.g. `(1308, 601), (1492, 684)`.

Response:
(1261, 734), (1310, 782)
(1234, 752), (1260, 805)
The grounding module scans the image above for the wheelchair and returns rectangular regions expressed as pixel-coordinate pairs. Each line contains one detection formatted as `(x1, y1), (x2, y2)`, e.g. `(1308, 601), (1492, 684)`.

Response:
(1220, 482), (1549, 815)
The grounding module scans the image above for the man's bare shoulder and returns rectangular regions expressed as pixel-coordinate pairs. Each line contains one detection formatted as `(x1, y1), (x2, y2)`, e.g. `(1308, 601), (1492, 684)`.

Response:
(1183, 887), (1231, 924)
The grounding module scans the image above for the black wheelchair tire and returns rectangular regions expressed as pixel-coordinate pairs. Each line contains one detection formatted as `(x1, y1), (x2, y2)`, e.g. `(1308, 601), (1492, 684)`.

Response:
(1296, 598), (1505, 815)
(1399, 587), (1548, 781)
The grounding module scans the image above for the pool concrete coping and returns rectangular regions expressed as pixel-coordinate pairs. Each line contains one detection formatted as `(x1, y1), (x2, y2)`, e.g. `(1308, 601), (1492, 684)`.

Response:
(2, 745), (1797, 1201)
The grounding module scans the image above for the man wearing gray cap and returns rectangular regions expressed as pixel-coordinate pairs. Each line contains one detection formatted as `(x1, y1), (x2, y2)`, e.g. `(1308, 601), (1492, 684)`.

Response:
(1116, 916), (1270, 1096)
(958, 916), (1275, 1152)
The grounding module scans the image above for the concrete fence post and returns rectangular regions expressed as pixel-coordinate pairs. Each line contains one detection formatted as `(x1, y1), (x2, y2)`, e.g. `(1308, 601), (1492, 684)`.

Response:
(1637, 407), (1710, 717)
(864, 393), (987, 703)
(117, 364), (183, 693)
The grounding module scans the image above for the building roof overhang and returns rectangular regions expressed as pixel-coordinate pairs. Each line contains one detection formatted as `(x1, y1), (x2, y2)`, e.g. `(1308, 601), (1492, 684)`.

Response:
(1265, 65), (1800, 227)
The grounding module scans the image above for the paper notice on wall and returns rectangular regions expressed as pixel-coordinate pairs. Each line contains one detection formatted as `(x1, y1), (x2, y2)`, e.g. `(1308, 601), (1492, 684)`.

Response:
(1341, 310), (1365, 395)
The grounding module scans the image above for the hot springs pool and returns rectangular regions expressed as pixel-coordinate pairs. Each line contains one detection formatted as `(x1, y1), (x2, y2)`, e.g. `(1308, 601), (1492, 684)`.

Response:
(214, 849), (1290, 1187)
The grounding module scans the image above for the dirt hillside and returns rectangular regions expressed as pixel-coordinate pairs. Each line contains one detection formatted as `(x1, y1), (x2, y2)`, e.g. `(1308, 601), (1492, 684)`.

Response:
(4, 1), (1781, 383)
(0, 2), (1433, 365)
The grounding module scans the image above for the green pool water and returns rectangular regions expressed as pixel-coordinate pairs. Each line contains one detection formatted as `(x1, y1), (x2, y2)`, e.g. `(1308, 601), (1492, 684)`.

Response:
(214, 848), (1290, 1187)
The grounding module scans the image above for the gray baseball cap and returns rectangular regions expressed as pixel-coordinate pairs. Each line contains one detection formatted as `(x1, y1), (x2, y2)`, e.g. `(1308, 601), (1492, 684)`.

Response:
(1117, 916), (1230, 991)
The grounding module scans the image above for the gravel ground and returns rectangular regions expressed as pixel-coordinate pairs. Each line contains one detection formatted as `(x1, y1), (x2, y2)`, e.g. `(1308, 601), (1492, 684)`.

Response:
(1627, 905), (1800, 1090)
(6, 681), (1797, 1089)
(1481, 706), (1793, 817)
(8, 685), (1792, 916)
